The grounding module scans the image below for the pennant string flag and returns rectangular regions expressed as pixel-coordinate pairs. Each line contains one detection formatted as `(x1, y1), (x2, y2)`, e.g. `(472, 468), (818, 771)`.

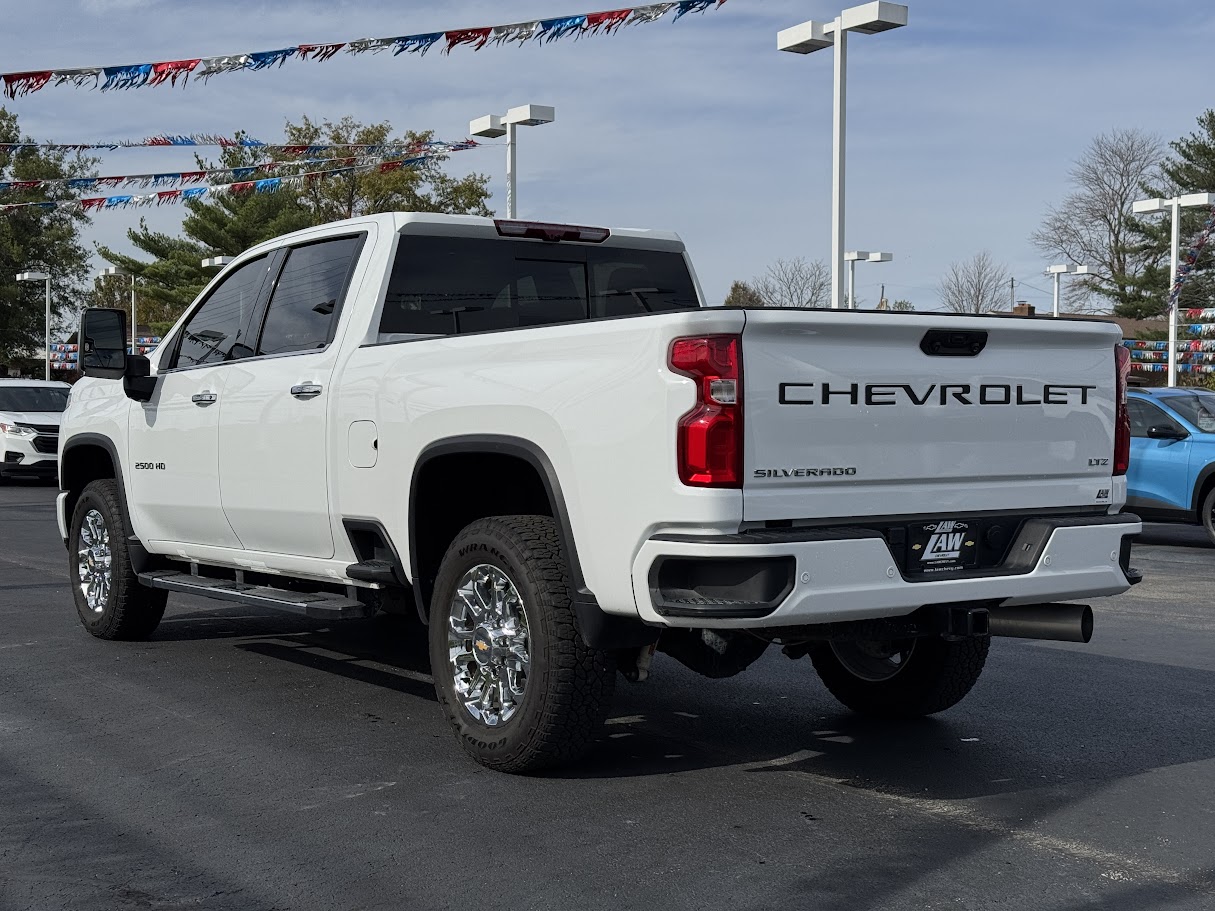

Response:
(0, 155), (440, 213)
(0, 136), (479, 154)
(1, 1), (728, 98)
(0, 147), (477, 195)
(1166, 203), (1215, 312)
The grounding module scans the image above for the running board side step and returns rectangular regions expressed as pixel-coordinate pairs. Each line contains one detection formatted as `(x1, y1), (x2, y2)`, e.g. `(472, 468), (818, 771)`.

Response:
(137, 570), (374, 620)
(345, 559), (400, 586)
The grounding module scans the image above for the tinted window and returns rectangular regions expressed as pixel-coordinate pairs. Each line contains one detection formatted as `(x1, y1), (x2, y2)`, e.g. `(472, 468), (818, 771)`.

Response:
(1162, 392), (1215, 433)
(379, 235), (698, 337)
(174, 256), (271, 367)
(1128, 398), (1183, 438)
(0, 387), (69, 413)
(257, 236), (363, 356)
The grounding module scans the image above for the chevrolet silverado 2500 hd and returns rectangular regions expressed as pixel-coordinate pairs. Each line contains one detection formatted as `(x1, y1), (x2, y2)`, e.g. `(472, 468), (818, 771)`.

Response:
(59, 212), (1141, 772)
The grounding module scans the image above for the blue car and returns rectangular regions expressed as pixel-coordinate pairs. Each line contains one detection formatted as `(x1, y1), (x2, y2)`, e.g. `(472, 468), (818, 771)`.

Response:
(1126, 387), (1215, 544)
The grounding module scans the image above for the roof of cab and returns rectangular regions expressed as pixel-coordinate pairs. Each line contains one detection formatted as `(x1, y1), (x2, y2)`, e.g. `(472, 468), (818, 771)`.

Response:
(236, 212), (684, 262)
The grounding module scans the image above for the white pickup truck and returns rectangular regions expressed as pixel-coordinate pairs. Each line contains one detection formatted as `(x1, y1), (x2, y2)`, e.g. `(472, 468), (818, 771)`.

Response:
(60, 212), (1141, 772)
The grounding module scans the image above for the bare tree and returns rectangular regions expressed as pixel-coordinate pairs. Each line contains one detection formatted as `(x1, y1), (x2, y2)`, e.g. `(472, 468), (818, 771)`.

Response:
(938, 251), (1010, 314)
(1031, 128), (1163, 313)
(752, 257), (830, 308)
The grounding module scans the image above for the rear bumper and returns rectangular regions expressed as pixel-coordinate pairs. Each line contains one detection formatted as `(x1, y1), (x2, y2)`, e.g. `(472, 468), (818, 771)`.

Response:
(631, 513), (1142, 629)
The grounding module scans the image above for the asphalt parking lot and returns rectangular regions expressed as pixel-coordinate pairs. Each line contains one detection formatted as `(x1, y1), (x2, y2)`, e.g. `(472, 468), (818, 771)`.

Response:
(1, 481), (1213, 911)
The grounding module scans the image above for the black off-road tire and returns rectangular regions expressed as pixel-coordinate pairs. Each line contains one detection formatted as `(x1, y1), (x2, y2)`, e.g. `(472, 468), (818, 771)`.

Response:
(810, 635), (989, 718)
(429, 516), (616, 773)
(1202, 487), (1215, 548)
(69, 479), (167, 641)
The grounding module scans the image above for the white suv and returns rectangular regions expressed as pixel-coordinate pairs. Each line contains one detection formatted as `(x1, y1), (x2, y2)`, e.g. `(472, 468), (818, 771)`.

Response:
(0, 378), (71, 482)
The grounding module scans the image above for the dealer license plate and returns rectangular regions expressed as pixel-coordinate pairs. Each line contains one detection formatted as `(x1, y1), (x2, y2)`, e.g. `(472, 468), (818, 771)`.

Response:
(908, 519), (979, 574)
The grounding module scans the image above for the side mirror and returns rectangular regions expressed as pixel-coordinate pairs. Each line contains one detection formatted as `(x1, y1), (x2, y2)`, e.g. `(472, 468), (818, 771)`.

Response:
(1146, 425), (1188, 441)
(79, 308), (128, 379)
(123, 355), (157, 402)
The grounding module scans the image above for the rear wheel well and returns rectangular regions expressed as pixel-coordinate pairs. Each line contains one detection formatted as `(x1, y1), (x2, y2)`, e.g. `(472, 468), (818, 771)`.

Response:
(411, 451), (559, 615)
(61, 444), (118, 528)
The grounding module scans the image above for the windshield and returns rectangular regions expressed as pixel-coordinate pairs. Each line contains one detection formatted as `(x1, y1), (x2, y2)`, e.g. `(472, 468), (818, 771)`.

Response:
(0, 386), (69, 413)
(1164, 391), (1215, 433)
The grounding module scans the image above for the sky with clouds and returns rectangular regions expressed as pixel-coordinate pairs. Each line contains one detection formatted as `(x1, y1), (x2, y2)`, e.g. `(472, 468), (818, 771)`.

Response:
(2, 0), (1213, 311)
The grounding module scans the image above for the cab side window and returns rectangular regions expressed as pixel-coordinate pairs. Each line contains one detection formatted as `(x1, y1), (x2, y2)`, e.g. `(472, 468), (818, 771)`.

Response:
(1128, 398), (1184, 438)
(256, 236), (364, 356)
(173, 256), (272, 368)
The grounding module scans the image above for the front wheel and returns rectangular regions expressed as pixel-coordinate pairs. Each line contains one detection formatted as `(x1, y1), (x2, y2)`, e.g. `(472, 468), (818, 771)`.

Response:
(1202, 487), (1215, 548)
(69, 479), (167, 640)
(429, 516), (615, 773)
(810, 635), (989, 718)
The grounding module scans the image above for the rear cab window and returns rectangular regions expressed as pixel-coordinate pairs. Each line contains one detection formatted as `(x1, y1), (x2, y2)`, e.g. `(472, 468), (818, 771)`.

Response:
(257, 235), (365, 356)
(378, 234), (699, 340)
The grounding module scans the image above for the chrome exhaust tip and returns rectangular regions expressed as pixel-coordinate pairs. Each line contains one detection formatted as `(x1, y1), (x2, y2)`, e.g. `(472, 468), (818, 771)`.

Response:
(988, 603), (1093, 643)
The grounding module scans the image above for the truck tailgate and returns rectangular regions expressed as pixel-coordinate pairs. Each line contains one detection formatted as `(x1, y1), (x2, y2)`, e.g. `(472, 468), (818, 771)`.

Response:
(741, 310), (1122, 523)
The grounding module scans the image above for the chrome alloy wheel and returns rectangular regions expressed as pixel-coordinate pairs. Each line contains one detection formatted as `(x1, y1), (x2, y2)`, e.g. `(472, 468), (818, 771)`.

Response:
(77, 508), (113, 614)
(447, 564), (531, 726)
(830, 638), (916, 683)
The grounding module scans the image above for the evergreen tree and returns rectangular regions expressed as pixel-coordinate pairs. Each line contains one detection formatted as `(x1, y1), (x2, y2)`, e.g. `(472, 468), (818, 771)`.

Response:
(1127, 110), (1215, 318)
(723, 280), (764, 308)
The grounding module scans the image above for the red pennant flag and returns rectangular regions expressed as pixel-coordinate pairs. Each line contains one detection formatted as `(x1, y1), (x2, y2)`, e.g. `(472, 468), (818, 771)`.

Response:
(3, 70), (53, 98)
(229, 181), (255, 194)
(444, 28), (492, 53)
(81, 197), (107, 211)
(180, 171), (207, 183)
(148, 59), (201, 87)
(299, 43), (345, 61)
(585, 9), (632, 33)
(157, 189), (182, 204)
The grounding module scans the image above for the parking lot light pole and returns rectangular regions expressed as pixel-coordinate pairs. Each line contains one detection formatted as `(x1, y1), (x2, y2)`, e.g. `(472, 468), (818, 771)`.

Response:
(1047, 264), (1093, 318)
(1133, 193), (1215, 385)
(16, 271), (51, 380)
(99, 267), (136, 353)
(844, 250), (893, 309)
(778, 3), (908, 309)
(470, 104), (556, 219)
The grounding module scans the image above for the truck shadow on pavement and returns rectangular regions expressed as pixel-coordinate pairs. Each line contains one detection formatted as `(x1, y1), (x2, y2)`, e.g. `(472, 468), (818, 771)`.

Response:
(566, 643), (1215, 797)
(150, 604), (1214, 809)
(154, 607), (437, 702)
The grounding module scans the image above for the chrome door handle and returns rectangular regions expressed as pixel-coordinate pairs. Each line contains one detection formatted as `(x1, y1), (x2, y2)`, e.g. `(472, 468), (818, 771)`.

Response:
(291, 384), (323, 399)
(191, 392), (217, 406)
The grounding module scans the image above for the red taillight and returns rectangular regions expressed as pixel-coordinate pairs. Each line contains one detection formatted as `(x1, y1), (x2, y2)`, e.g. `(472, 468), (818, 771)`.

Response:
(1114, 344), (1130, 476)
(669, 335), (742, 487)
